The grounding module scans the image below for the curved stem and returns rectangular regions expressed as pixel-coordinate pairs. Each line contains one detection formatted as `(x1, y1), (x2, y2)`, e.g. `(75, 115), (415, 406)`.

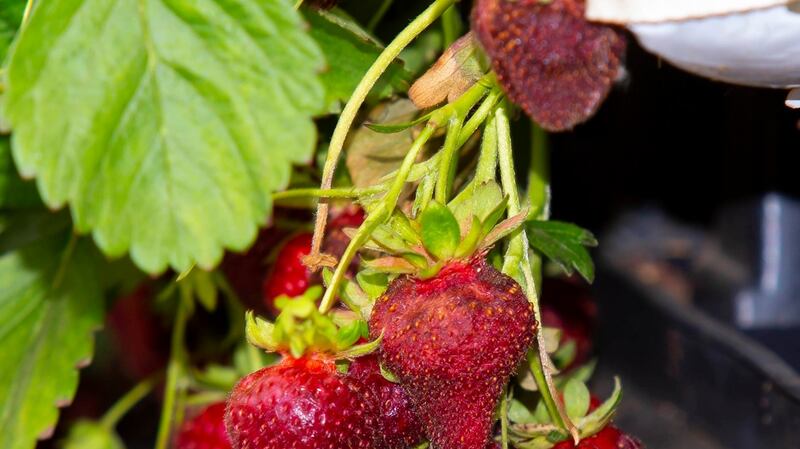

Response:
(529, 123), (550, 221)
(309, 0), (457, 268)
(495, 107), (578, 441)
(100, 372), (162, 429)
(368, 0), (395, 32)
(155, 294), (191, 449)
(434, 115), (464, 203)
(272, 186), (384, 201)
(319, 124), (436, 313)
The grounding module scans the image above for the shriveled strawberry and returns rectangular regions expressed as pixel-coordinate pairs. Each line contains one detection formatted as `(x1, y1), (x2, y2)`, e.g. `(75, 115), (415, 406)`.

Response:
(552, 426), (643, 449)
(175, 403), (231, 449)
(370, 257), (536, 449)
(472, 0), (626, 131)
(347, 354), (424, 449)
(262, 233), (314, 315)
(225, 355), (375, 449)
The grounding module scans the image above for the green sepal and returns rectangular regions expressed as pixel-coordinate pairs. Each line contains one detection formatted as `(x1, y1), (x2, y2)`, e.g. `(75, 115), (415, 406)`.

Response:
(402, 252), (431, 270)
(357, 271), (390, 300)
(576, 377), (622, 438)
(245, 311), (280, 352)
(480, 196), (510, 239)
(335, 320), (369, 350)
(389, 210), (422, 245)
(363, 256), (417, 274)
(509, 399), (538, 425)
(418, 260), (445, 280)
(454, 216), (483, 259)
(372, 224), (416, 253)
(380, 362), (401, 383)
(542, 327), (563, 354)
(335, 333), (383, 360)
(321, 269), (373, 318)
(552, 340), (577, 370)
(449, 180), (504, 231)
(481, 208), (530, 249)
(563, 379), (591, 421)
(420, 201), (461, 261)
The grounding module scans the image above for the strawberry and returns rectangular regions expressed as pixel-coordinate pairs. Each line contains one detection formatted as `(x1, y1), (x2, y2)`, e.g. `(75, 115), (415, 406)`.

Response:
(370, 257), (536, 449)
(107, 285), (167, 379)
(346, 354), (424, 449)
(225, 355), (375, 449)
(175, 403), (231, 449)
(542, 278), (597, 370)
(262, 233), (314, 316)
(472, 0), (626, 131)
(552, 426), (642, 449)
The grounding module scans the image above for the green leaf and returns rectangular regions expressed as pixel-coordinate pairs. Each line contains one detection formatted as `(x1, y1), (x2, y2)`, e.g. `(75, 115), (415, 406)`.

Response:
(356, 271), (388, 300)
(527, 221), (598, 283)
(0, 0), (25, 63)
(420, 201), (460, 261)
(305, 9), (410, 113)
(62, 421), (124, 449)
(563, 378), (591, 420)
(0, 232), (103, 449)
(577, 377), (622, 438)
(509, 399), (538, 425)
(0, 136), (39, 209)
(2, 0), (325, 274)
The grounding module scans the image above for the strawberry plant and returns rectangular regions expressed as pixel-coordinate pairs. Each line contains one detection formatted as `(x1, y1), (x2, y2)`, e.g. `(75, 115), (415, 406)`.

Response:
(0, 1), (643, 449)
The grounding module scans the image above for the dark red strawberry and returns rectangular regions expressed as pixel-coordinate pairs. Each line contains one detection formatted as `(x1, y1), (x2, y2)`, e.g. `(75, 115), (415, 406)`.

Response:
(262, 233), (314, 315)
(347, 354), (424, 449)
(369, 257), (536, 449)
(553, 426), (643, 449)
(225, 355), (375, 449)
(107, 285), (167, 379)
(222, 228), (288, 311)
(176, 403), (231, 449)
(472, 0), (626, 131)
(542, 277), (597, 370)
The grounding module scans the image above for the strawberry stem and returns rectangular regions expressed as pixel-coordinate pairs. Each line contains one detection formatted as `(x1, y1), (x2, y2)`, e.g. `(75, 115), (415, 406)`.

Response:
(529, 123), (550, 221)
(310, 0), (458, 271)
(495, 107), (579, 442)
(100, 372), (162, 429)
(319, 123), (437, 313)
(434, 115), (464, 203)
(155, 289), (191, 449)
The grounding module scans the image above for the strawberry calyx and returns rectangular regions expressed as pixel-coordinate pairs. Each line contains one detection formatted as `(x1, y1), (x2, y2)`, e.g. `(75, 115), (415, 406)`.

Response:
(245, 286), (381, 359)
(508, 377), (623, 448)
(354, 181), (528, 279)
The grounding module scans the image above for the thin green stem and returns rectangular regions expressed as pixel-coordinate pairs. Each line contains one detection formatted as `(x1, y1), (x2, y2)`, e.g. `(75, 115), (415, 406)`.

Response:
(457, 87), (502, 148)
(272, 186), (383, 201)
(21, 0), (35, 25)
(185, 391), (228, 407)
(154, 294), (191, 449)
(441, 5), (462, 48)
(529, 123), (550, 221)
(475, 113), (498, 184)
(495, 108), (577, 441)
(310, 0), (457, 266)
(434, 115), (464, 204)
(319, 124), (436, 313)
(100, 372), (162, 429)
(367, 0), (394, 32)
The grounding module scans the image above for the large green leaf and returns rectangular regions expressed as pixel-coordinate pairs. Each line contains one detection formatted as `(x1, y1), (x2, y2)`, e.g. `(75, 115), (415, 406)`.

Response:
(304, 8), (410, 113)
(1, 0), (325, 274)
(527, 220), (598, 283)
(0, 0), (25, 62)
(0, 226), (104, 449)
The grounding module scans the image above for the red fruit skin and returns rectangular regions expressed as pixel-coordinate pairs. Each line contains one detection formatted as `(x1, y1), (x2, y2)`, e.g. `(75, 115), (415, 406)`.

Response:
(369, 258), (536, 449)
(176, 403), (232, 449)
(223, 228), (288, 311)
(552, 426), (643, 449)
(262, 233), (314, 316)
(472, 0), (626, 131)
(347, 355), (424, 449)
(225, 356), (375, 449)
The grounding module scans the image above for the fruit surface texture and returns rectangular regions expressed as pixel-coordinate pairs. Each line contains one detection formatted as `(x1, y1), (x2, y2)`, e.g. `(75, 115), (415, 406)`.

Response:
(370, 259), (536, 449)
(175, 402), (231, 449)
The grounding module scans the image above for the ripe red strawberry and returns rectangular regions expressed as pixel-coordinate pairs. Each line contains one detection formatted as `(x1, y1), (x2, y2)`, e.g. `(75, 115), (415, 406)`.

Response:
(472, 0), (626, 131)
(175, 403), (231, 449)
(346, 354), (424, 449)
(262, 233), (314, 315)
(369, 257), (536, 449)
(225, 355), (375, 449)
(552, 426), (643, 449)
